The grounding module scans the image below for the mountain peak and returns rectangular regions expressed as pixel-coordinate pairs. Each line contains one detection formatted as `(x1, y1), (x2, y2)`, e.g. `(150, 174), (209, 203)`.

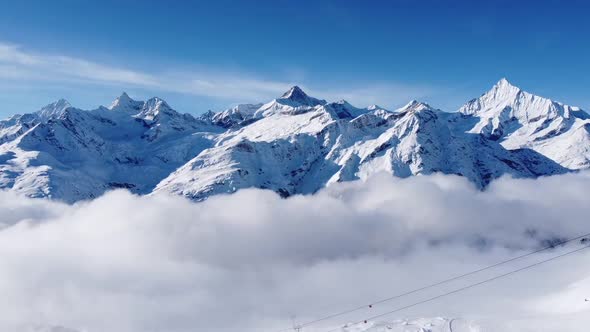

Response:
(397, 100), (433, 113)
(281, 85), (307, 99)
(141, 97), (172, 114)
(490, 77), (521, 96)
(109, 92), (142, 112)
(44, 98), (71, 109)
(459, 78), (523, 116)
(367, 104), (385, 111)
(136, 97), (177, 122)
(56, 98), (70, 105)
(496, 77), (511, 86)
(118, 91), (131, 101)
(144, 97), (170, 109)
(36, 99), (71, 120)
(458, 77), (590, 148)
(276, 85), (326, 107)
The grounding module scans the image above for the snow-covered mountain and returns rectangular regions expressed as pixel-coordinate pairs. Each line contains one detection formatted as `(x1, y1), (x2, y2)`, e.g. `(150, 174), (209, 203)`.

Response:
(0, 79), (587, 202)
(0, 93), (221, 201)
(459, 78), (590, 169)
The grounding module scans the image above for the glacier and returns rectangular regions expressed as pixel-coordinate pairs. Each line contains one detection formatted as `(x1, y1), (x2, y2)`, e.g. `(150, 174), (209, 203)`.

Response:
(0, 79), (587, 202)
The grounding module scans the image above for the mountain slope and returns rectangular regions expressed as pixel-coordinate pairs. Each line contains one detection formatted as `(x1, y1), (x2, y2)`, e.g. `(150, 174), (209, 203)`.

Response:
(153, 96), (566, 200)
(0, 81), (585, 202)
(459, 78), (590, 169)
(0, 95), (221, 202)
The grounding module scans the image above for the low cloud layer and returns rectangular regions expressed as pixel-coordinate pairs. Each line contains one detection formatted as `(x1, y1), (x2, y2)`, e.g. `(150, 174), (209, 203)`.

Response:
(1, 173), (590, 332)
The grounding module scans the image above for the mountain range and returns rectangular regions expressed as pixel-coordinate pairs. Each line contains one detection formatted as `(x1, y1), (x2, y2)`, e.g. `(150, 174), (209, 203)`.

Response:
(1, 79), (588, 202)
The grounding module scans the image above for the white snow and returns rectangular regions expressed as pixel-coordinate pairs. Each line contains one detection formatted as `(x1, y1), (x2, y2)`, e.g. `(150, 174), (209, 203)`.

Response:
(459, 78), (590, 169)
(0, 80), (588, 202)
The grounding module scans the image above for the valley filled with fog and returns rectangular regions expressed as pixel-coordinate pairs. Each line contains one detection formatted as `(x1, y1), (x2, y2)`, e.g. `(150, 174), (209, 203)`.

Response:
(2, 172), (589, 332)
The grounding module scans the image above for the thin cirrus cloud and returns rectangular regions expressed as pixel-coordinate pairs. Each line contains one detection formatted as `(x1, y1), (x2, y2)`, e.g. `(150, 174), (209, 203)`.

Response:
(0, 41), (439, 108)
(1, 172), (590, 332)
(0, 41), (293, 103)
(0, 42), (159, 86)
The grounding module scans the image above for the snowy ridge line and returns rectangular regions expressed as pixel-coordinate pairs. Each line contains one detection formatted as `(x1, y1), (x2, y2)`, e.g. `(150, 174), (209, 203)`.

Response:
(275, 232), (590, 332)
(323, 243), (590, 332)
(1, 78), (587, 202)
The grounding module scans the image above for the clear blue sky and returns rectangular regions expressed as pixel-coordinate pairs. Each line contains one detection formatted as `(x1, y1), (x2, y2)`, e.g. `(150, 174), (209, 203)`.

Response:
(1, 0), (589, 117)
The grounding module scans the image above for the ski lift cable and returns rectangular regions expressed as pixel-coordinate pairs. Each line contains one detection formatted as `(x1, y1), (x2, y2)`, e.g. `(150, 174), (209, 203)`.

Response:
(324, 243), (590, 332)
(275, 232), (590, 332)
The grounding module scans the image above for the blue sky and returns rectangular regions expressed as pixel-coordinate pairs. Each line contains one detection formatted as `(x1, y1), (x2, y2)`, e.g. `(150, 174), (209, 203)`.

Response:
(1, 0), (589, 117)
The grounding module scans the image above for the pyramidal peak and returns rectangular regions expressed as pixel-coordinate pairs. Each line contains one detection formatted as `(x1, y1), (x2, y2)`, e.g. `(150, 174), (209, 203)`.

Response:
(137, 97), (177, 119)
(467, 78), (522, 107)
(36, 98), (72, 120)
(54, 98), (71, 107)
(281, 85), (307, 99)
(144, 96), (170, 109)
(109, 92), (144, 112)
(110, 92), (134, 109)
(404, 99), (421, 107)
(490, 77), (522, 96)
(40, 98), (71, 111)
(117, 91), (132, 103)
(43, 98), (72, 109)
(277, 85), (326, 107)
(457, 77), (590, 152)
(496, 77), (514, 88)
(459, 78), (526, 116)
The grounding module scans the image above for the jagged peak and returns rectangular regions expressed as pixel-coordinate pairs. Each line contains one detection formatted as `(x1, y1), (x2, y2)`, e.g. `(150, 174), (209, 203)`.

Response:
(55, 98), (70, 106)
(458, 78), (525, 115)
(145, 96), (168, 106)
(459, 78), (590, 125)
(277, 85), (326, 107)
(36, 99), (72, 119)
(490, 77), (521, 95)
(396, 100), (434, 113)
(281, 85), (307, 99)
(496, 77), (512, 86)
(117, 92), (132, 102)
(133, 104), (174, 126)
(142, 97), (173, 114)
(109, 92), (141, 111)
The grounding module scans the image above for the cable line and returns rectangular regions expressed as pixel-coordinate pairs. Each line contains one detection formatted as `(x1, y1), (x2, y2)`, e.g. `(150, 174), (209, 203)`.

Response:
(276, 232), (590, 332)
(325, 243), (590, 332)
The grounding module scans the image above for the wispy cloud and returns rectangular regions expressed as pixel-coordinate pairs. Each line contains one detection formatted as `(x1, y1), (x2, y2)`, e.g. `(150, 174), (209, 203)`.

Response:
(0, 42), (159, 86)
(0, 42), (294, 102)
(0, 42), (441, 108)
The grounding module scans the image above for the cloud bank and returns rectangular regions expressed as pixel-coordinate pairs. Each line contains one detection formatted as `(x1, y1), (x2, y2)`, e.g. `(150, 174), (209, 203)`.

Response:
(1, 173), (590, 332)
